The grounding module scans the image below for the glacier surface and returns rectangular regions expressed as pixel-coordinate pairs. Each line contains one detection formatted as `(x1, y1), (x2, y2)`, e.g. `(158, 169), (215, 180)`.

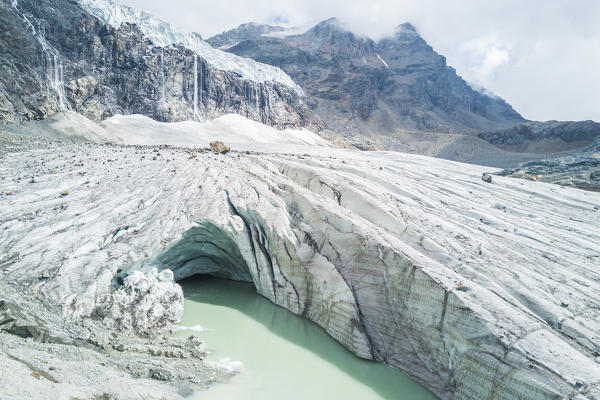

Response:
(1, 117), (599, 399)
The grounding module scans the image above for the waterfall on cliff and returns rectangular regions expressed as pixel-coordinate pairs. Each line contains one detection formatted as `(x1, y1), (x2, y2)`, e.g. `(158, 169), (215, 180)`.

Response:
(160, 50), (166, 105)
(199, 57), (203, 117)
(255, 86), (260, 120)
(193, 54), (203, 120)
(52, 54), (66, 110)
(12, 2), (67, 111)
(193, 55), (198, 118)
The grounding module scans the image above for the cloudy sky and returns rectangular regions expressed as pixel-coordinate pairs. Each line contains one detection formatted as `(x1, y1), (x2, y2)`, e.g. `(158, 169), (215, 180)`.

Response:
(121, 0), (600, 122)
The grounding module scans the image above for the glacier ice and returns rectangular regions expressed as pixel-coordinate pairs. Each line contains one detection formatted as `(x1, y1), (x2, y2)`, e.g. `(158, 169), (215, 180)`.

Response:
(1, 116), (599, 399)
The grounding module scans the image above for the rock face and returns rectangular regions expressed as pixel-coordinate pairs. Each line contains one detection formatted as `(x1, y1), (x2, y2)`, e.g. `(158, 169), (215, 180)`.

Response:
(208, 22), (285, 49)
(2, 128), (599, 399)
(498, 136), (600, 191)
(0, 0), (320, 130)
(208, 19), (526, 136)
(479, 120), (600, 153)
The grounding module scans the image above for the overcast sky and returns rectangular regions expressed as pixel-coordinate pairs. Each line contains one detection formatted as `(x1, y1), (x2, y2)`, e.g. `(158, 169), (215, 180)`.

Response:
(121, 0), (600, 122)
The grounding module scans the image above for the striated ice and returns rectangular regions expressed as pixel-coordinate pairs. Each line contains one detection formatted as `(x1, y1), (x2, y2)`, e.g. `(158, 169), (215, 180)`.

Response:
(1, 117), (599, 399)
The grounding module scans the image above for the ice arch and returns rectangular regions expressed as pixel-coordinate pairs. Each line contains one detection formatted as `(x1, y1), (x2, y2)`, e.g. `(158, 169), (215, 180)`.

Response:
(156, 222), (252, 282)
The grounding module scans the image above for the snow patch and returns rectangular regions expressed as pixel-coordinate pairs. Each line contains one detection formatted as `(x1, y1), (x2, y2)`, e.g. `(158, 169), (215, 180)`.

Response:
(98, 113), (331, 152)
(376, 53), (389, 69)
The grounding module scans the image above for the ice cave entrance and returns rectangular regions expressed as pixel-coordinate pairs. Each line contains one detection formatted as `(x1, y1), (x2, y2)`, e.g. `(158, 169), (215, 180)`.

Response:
(174, 276), (437, 400)
(157, 222), (253, 282)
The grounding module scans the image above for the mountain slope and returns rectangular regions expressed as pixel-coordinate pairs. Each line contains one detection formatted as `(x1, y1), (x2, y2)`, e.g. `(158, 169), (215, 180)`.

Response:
(479, 120), (600, 153)
(78, 0), (302, 94)
(0, 0), (319, 129)
(208, 19), (526, 136)
(498, 135), (600, 191)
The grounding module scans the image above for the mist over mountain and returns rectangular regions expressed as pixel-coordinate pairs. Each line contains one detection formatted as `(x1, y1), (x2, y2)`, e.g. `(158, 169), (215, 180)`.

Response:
(209, 18), (525, 139)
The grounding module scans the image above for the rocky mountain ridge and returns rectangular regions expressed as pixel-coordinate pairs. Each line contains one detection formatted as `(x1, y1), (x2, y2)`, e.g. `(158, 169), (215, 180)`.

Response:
(0, 0), (320, 129)
(479, 120), (600, 153)
(208, 18), (526, 136)
(498, 135), (600, 191)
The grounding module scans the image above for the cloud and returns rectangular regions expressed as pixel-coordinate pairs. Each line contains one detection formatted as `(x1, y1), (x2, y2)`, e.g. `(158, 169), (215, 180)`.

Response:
(119, 0), (600, 122)
(460, 35), (511, 85)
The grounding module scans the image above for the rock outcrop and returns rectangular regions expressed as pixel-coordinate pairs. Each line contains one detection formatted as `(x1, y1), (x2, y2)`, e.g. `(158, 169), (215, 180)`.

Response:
(208, 19), (526, 136)
(0, 0), (320, 130)
(2, 128), (599, 399)
(498, 136), (600, 191)
(479, 120), (600, 153)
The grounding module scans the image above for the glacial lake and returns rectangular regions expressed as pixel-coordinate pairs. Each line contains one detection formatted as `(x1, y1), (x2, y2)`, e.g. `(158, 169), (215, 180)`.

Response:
(175, 277), (437, 400)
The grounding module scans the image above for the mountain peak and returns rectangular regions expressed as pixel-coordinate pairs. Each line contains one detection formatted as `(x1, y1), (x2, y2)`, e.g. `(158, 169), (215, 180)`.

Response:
(309, 17), (345, 34)
(206, 21), (285, 48)
(320, 17), (341, 25)
(393, 22), (419, 38)
(397, 22), (417, 32)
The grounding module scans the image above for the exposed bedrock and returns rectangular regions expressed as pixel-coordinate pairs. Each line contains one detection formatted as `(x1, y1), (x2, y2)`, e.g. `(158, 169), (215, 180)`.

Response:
(498, 136), (600, 192)
(210, 19), (526, 135)
(0, 0), (320, 130)
(1, 133), (599, 399)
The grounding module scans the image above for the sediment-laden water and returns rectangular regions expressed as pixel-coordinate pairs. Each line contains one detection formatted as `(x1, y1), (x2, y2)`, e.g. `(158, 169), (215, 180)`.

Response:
(176, 277), (437, 400)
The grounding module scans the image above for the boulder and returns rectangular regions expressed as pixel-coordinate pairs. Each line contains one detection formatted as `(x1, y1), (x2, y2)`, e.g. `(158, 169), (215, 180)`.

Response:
(481, 172), (492, 183)
(210, 141), (230, 154)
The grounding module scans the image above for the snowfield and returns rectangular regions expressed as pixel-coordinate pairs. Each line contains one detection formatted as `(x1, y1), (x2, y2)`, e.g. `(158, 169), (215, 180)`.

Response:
(77, 0), (304, 95)
(1, 117), (599, 399)
(99, 113), (331, 150)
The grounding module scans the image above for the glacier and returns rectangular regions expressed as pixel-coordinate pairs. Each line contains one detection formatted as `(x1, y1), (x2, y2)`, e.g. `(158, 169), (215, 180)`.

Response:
(1, 114), (599, 399)
(77, 0), (304, 95)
